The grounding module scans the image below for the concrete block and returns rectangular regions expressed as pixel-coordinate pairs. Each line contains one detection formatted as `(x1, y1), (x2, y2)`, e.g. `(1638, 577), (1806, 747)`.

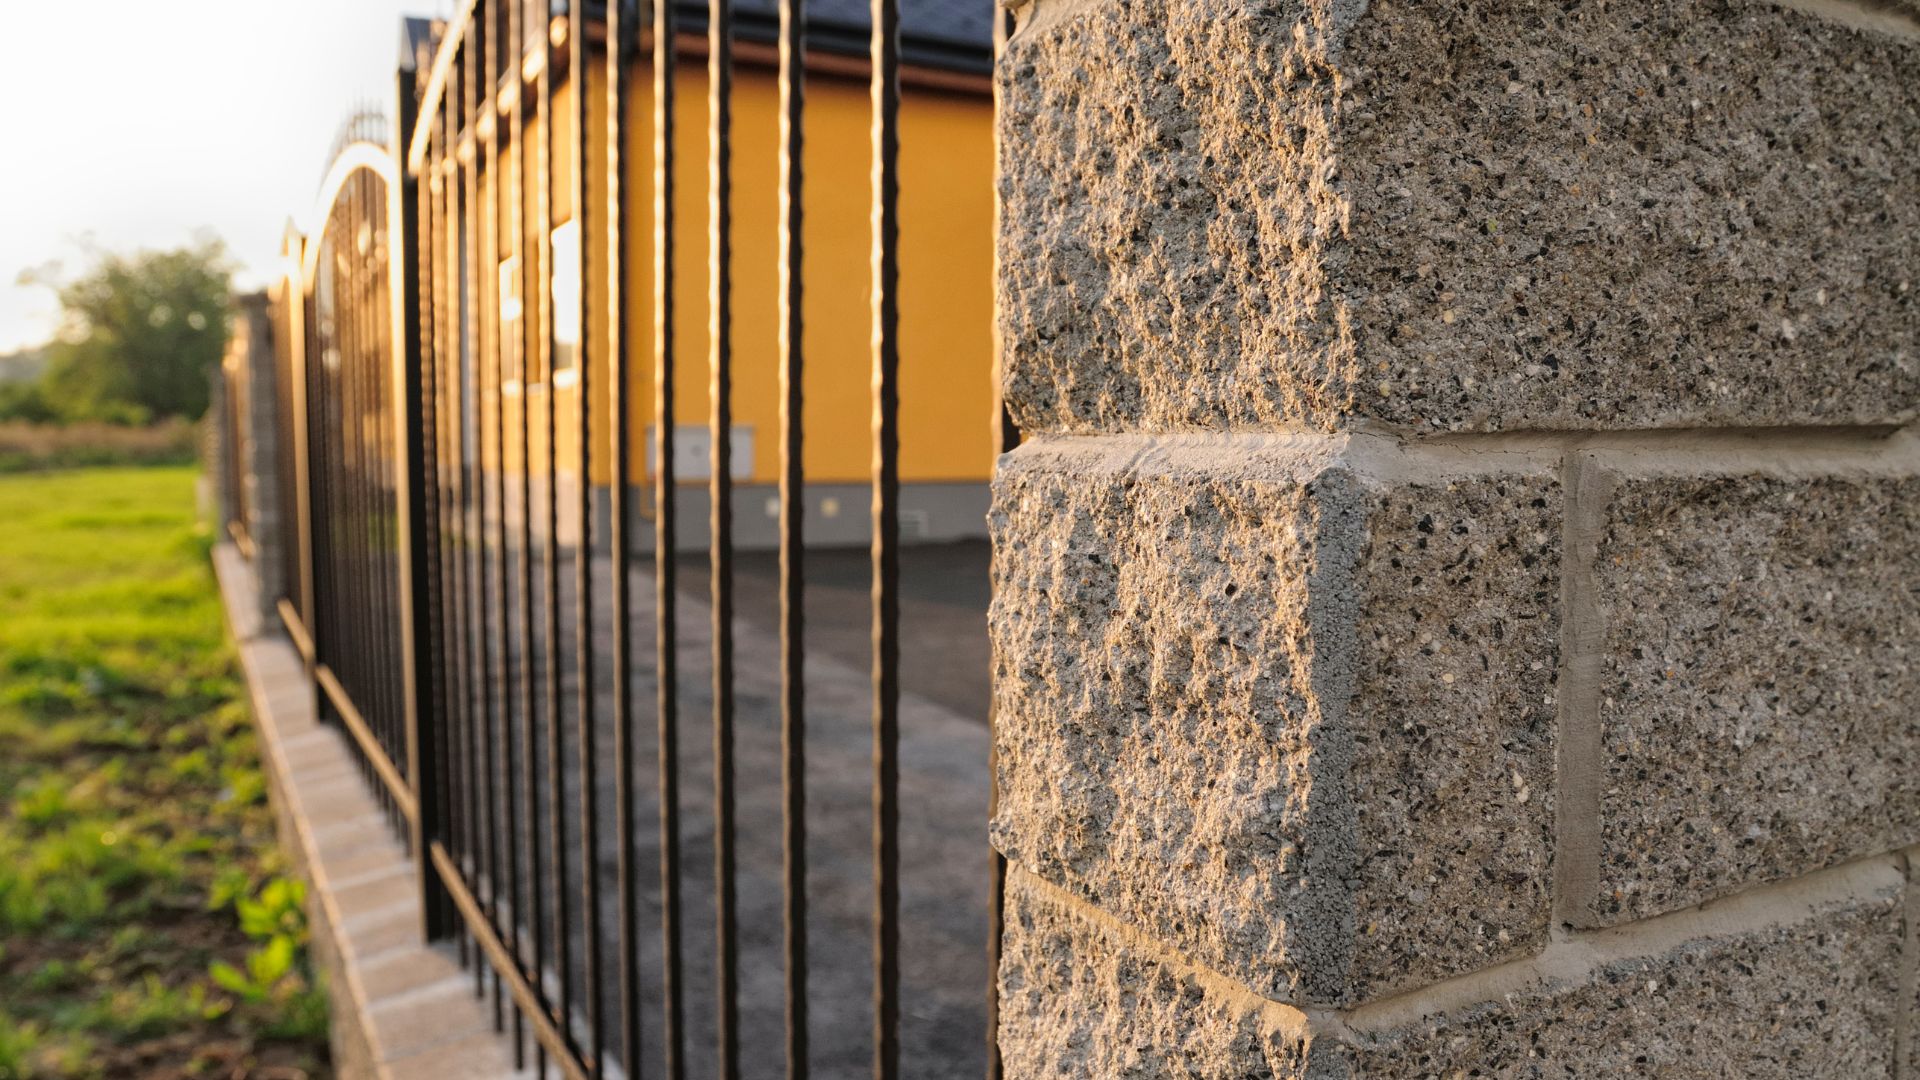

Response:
(356, 946), (465, 1005)
(296, 791), (380, 832)
(221, 541), (514, 1075)
(999, 861), (1906, 1079)
(998, 868), (1337, 1079)
(1581, 455), (1920, 924)
(331, 864), (418, 922)
(1346, 863), (1907, 1078)
(313, 816), (400, 862)
(364, 977), (491, 1060)
(990, 433), (1559, 1005)
(281, 728), (351, 772)
(314, 835), (408, 888)
(383, 1027), (528, 1079)
(339, 901), (425, 960)
(998, 0), (1920, 434)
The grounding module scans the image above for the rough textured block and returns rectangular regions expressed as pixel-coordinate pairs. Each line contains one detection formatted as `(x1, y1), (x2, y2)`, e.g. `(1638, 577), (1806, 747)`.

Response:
(998, 869), (1338, 1079)
(1909, 851), (1919, 1080)
(1348, 865), (1908, 1077)
(998, 0), (1920, 433)
(990, 434), (1559, 1005)
(1000, 862), (1907, 1079)
(1584, 457), (1920, 925)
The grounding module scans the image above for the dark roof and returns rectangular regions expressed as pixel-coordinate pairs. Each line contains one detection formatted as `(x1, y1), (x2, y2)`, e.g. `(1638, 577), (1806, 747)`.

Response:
(398, 3), (992, 86)
(399, 16), (441, 74)
(681, 1), (995, 77)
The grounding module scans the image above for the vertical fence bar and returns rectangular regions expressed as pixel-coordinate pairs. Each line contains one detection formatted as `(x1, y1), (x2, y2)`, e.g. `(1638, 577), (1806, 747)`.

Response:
(651, 0), (687, 1074)
(454, 127), (478, 966)
(358, 182), (377, 765)
(775, 0), (808, 1075)
(429, 89), (453, 963)
(329, 186), (352, 736)
(429, 106), (444, 881)
(443, 79), (478, 975)
(318, 198), (338, 697)
(428, 141), (448, 938)
(362, 175), (378, 789)
(361, 167), (382, 791)
(359, 169), (377, 791)
(377, 163), (400, 799)
(419, 158), (440, 742)
(396, 64), (452, 939)
(224, 352), (246, 551)
(272, 252), (300, 624)
(372, 173), (395, 786)
(287, 229), (317, 658)
(321, 191), (340, 727)
(339, 184), (363, 783)
(302, 261), (324, 667)
(337, 179), (359, 759)
(481, 0), (530, 1055)
(445, 131), (469, 965)
(456, 27), (503, 1014)
(568, 0), (605, 1068)
(350, 182), (372, 794)
(386, 180), (406, 789)
(511, 1), (551, 1067)
(476, 9), (511, 1027)
(605, 0), (641, 1071)
(706, 1), (740, 1076)
(374, 167), (392, 787)
(458, 38), (490, 998)
(436, 140), (460, 941)
(417, 113), (457, 944)
(538, 0), (576, 1047)
(377, 168), (394, 789)
(868, 1), (902, 1076)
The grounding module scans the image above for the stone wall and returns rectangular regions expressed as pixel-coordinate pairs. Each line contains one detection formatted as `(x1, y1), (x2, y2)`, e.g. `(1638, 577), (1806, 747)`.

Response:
(223, 291), (285, 625)
(989, 0), (1920, 1074)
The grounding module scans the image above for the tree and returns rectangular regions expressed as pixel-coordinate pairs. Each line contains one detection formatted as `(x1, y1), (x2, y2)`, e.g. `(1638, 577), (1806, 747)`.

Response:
(26, 241), (233, 423)
(0, 346), (52, 422)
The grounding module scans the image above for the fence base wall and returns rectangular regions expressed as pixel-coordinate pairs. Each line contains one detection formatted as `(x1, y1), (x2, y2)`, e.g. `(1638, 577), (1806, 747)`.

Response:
(214, 544), (524, 1080)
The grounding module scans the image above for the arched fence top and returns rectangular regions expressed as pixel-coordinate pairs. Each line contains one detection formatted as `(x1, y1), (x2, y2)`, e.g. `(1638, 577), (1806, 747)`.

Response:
(404, 0), (476, 176)
(299, 140), (398, 286)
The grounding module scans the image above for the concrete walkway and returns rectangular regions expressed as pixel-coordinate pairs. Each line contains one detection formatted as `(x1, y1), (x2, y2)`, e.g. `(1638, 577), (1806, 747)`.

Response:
(431, 538), (995, 1079)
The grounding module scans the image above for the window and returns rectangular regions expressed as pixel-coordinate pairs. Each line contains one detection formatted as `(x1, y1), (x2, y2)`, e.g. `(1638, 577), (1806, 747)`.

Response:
(498, 255), (522, 394)
(549, 219), (579, 386)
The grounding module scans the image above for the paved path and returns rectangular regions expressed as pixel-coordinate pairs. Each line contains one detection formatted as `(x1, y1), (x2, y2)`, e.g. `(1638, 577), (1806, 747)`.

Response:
(462, 538), (993, 1078)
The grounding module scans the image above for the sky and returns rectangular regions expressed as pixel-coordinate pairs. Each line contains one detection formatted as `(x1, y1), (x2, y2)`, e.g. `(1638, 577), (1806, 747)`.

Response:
(0, 0), (454, 353)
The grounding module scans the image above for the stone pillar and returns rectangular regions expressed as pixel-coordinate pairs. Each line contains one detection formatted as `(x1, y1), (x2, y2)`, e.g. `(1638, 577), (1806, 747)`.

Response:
(988, 0), (1919, 1074)
(206, 352), (235, 529)
(233, 292), (285, 624)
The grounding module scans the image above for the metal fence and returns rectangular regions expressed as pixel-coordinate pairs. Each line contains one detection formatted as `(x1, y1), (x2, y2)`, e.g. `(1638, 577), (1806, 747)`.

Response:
(260, 2), (1013, 1077)
(216, 291), (294, 623)
(217, 330), (254, 559)
(269, 255), (308, 659)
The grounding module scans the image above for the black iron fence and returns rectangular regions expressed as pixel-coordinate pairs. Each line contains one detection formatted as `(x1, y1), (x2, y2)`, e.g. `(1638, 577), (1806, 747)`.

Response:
(269, 257), (308, 662)
(256, 2), (1014, 1078)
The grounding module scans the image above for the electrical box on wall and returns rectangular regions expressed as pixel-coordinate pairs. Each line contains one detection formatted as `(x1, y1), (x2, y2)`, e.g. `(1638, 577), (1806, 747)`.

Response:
(646, 424), (754, 480)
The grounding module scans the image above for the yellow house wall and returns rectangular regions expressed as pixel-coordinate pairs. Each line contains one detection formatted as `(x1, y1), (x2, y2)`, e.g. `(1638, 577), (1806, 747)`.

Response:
(499, 52), (994, 490)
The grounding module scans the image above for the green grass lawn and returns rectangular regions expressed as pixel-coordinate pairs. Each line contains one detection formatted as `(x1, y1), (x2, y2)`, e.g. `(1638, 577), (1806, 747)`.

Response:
(0, 467), (330, 1079)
